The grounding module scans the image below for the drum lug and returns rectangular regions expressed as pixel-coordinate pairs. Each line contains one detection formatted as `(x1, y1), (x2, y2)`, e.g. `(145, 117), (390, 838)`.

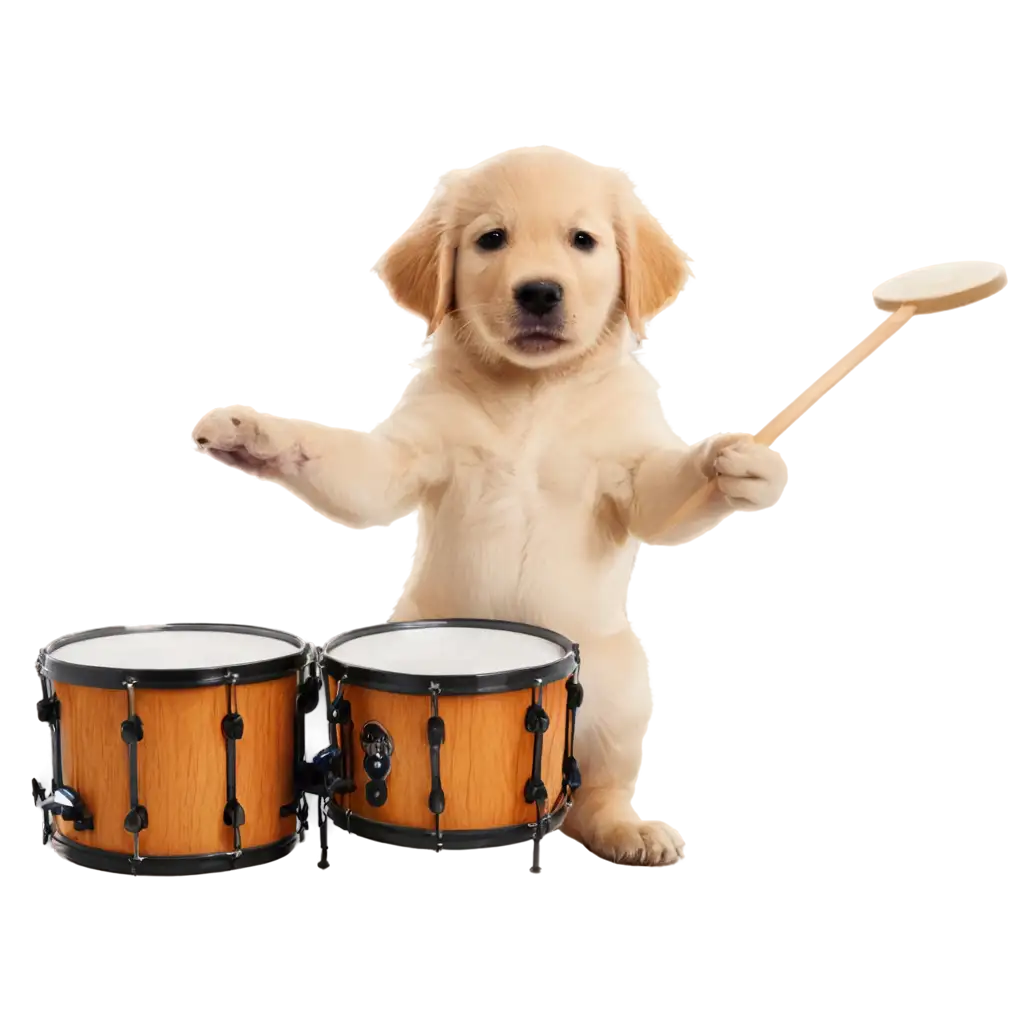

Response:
(523, 683), (551, 873)
(565, 680), (584, 711)
(566, 642), (583, 710)
(222, 798), (245, 829)
(36, 694), (60, 724)
(561, 655), (584, 804)
(562, 755), (582, 792)
(121, 682), (148, 859)
(297, 647), (323, 715)
(221, 712), (244, 742)
(124, 805), (149, 833)
(524, 779), (548, 805)
(427, 710), (446, 824)
(220, 675), (245, 855)
(524, 704), (550, 734)
(286, 646), (322, 843)
(329, 693), (352, 726)
(121, 714), (144, 744)
(423, 712), (444, 815)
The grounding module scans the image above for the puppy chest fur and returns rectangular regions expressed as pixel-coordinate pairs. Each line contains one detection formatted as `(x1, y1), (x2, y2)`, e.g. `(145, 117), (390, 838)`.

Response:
(398, 379), (639, 635)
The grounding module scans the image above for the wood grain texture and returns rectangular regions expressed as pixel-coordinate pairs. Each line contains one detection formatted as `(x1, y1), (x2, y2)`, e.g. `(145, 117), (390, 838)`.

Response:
(53, 683), (132, 853)
(329, 677), (569, 831)
(52, 676), (297, 857)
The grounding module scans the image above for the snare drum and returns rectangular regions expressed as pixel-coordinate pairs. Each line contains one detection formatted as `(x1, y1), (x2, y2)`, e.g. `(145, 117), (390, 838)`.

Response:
(32, 623), (319, 875)
(314, 619), (583, 872)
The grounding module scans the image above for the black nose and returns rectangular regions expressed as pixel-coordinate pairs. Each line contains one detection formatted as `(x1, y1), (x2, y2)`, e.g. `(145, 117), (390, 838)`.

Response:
(514, 280), (563, 317)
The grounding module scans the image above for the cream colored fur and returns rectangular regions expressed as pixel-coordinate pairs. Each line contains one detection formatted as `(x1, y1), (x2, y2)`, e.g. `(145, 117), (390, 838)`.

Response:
(192, 147), (787, 865)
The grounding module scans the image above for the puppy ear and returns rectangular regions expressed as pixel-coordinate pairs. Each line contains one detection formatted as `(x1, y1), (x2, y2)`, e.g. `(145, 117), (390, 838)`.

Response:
(370, 194), (454, 331)
(614, 176), (690, 340)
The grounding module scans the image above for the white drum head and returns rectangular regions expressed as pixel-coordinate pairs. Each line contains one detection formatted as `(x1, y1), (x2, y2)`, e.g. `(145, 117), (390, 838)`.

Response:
(328, 624), (567, 676)
(53, 627), (302, 670)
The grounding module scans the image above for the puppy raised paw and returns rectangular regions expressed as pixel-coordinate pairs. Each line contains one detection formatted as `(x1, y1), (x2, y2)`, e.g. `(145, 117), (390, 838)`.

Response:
(192, 405), (305, 476)
(695, 433), (787, 511)
(583, 819), (685, 866)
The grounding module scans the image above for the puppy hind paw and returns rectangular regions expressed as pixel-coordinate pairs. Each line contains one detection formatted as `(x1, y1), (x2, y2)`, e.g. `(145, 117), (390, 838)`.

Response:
(587, 820), (685, 866)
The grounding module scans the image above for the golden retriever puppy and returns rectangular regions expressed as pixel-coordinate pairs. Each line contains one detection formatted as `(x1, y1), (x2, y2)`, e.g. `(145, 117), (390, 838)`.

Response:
(192, 147), (787, 865)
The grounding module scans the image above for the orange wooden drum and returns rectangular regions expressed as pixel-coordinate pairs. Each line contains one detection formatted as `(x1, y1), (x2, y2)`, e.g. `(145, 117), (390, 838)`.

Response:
(313, 619), (583, 872)
(32, 624), (320, 875)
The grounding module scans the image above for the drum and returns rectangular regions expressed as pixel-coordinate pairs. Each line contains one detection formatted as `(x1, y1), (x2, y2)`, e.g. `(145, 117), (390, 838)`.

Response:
(314, 619), (583, 872)
(32, 623), (320, 875)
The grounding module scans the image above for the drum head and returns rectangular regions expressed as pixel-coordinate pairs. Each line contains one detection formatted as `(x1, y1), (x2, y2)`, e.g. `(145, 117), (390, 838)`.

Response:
(42, 623), (308, 688)
(323, 619), (576, 694)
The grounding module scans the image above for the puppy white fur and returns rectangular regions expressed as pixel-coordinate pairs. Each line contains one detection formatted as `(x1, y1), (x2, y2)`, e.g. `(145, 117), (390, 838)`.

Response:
(192, 147), (787, 865)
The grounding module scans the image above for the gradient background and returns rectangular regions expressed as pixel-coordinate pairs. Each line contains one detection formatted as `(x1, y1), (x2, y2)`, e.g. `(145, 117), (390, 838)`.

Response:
(2, 3), (1020, 1021)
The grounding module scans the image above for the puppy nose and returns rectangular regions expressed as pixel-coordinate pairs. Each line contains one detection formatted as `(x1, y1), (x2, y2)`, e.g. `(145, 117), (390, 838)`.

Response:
(515, 280), (563, 316)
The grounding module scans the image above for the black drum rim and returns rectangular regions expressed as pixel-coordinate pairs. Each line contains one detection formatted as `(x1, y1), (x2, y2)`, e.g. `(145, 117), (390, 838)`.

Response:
(321, 617), (578, 695)
(326, 801), (570, 850)
(40, 622), (311, 689)
(50, 831), (298, 875)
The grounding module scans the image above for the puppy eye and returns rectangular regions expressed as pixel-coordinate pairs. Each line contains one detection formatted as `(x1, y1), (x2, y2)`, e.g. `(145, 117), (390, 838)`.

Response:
(476, 229), (507, 252)
(571, 230), (596, 251)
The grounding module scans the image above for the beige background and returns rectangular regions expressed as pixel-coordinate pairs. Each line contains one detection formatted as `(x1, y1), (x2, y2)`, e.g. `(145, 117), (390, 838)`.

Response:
(2, 9), (1024, 1024)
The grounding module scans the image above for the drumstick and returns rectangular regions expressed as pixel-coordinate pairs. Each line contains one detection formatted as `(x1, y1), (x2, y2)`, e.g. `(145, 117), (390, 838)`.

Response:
(657, 261), (1007, 535)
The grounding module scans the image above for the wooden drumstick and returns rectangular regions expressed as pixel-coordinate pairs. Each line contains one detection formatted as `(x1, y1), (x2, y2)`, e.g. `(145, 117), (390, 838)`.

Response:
(657, 261), (1007, 534)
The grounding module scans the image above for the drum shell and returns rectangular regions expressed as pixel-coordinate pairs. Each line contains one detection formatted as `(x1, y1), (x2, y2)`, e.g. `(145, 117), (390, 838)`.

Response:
(52, 676), (297, 857)
(329, 675), (570, 831)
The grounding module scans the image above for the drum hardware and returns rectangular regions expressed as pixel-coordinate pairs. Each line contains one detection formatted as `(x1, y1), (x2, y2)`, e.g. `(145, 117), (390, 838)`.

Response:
(331, 675), (360, 802)
(360, 721), (394, 809)
(31, 619), (584, 874)
(120, 678), (148, 867)
(32, 652), (90, 845)
(32, 623), (312, 875)
(562, 646), (584, 797)
(523, 683), (550, 873)
(309, 670), (357, 868)
(299, 745), (346, 864)
(35, 786), (94, 835)
(426, 685), (445, 850)
(31, 778), (52, 844)
(300, 742), (354, 870)
(220, 672), (245, 856)
(319, 618), (582, 871)
(280, 647), (324, 840)
(327, 677), (354, 784)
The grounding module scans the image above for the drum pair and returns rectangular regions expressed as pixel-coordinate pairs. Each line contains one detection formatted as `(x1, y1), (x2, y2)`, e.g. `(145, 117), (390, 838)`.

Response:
(31, 619), (583, 875)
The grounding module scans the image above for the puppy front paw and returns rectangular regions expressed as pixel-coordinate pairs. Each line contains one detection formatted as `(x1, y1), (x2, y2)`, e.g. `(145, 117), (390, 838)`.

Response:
(712, 439), (787, 511)
(192, 406), (304, 476)
(583, 819), (685, 866)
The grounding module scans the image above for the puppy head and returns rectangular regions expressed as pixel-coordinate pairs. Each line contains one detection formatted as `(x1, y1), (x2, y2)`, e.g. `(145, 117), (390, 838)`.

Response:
(375, 147), (689, 368)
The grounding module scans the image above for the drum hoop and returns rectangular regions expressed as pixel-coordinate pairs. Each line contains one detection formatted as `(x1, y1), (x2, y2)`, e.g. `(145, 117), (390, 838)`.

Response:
(325, 801), (570, 850)
(321, 617), (578, 695)
(50, 831), (298, 875)
(40, 622), (311, 689)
